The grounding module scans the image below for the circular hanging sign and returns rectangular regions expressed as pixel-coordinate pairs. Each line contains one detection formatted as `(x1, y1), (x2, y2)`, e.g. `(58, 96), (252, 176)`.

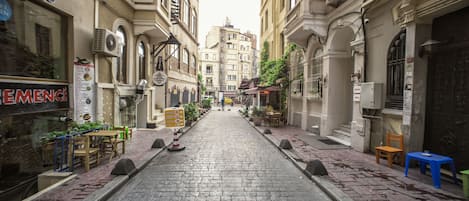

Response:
(153, 71), (167, 86)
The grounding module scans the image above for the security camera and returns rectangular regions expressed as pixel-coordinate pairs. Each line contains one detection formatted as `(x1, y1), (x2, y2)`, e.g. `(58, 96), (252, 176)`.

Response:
(364, 18), (370, 24)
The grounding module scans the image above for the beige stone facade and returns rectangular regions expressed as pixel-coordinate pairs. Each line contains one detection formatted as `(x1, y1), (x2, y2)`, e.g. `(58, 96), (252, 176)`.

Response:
(280, 0), (469, 171)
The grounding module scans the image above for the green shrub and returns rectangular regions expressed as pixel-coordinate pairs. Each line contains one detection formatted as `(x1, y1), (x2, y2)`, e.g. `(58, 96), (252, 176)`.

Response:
(201, 99), (211, 109)
(184, 103), (200, 121)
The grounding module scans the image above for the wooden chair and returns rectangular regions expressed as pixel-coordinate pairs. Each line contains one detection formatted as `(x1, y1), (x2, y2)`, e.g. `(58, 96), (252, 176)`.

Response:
(71, 136), (100, 172)
(375, 133), (404, 167)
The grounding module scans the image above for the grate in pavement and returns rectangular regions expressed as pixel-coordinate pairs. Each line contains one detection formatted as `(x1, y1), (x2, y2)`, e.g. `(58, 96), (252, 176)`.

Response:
(318, 139), (341, 145)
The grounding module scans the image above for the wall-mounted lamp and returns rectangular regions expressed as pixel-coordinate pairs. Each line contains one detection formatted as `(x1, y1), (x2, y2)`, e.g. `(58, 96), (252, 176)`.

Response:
(418, 39), (441, 57)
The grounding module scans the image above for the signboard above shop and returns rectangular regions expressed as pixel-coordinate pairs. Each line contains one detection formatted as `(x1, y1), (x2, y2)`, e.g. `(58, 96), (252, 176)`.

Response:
(0, 82), (70, 115)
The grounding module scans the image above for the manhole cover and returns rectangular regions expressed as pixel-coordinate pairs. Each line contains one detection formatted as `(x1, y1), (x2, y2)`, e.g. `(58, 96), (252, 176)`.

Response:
(318, 139), (341, 145)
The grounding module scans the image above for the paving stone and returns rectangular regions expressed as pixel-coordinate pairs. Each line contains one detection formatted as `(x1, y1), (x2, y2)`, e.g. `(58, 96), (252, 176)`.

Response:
(109, 110), (331, 201)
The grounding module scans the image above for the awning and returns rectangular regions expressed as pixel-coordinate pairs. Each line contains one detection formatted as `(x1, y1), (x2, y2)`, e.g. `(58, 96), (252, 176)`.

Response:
(243, 86), (281, 95)
(244, 87), (258, 95)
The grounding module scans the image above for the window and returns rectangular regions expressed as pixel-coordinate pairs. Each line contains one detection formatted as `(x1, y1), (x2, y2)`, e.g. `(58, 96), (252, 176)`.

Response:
(228, 85), (237, 91)
(206, 77), (213, 86)
(227, 75), (237, 81)
(191, 55), (197, 74)
(0, 0), (68, 80)
(183, 49), (189, 64)
(116, 26), (128, 84)
(137, 42), (146, 80)
(206, 65), (213, 74)
(385, 31), (406, 110)
(290, 0), (297, 10)
(204, 53), (208, 60)
(191, 9), (197, 35)
(169, 44), (179, 58)
(265, 10), (268, 30)
(261, 18), (264, 34)
(183, 0), (189, 25)
(309, 49), (323, 98)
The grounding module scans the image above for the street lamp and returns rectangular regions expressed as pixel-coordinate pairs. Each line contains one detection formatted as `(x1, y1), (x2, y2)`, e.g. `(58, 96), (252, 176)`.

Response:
(151, 33), (180, 62)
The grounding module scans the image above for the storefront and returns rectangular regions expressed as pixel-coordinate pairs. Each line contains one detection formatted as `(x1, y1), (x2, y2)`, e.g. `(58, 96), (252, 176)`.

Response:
(0, 0), (73, 199)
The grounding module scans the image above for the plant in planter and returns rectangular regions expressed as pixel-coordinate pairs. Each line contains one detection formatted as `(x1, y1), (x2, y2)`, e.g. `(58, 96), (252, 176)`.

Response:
(251, 106), (265, 126)
(184, 103), (200, 126)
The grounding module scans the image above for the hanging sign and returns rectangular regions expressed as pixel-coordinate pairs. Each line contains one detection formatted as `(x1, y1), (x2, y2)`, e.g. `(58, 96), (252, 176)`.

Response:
(0, 0), (12, 21)
(153, 71), (168, 86)
(0, 82), (69, 115)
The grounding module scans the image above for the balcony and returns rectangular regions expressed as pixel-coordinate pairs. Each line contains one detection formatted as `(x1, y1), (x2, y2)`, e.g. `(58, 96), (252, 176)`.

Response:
(285, 0), (328, 47)
(129, 0), (171, 40)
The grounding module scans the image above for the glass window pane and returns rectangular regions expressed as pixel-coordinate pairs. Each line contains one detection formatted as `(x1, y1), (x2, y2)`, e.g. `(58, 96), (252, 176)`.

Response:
(0, 0), (68, 80)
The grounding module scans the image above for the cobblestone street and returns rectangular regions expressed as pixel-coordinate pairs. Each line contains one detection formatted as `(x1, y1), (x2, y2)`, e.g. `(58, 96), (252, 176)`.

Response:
(110, 109), (331, 201)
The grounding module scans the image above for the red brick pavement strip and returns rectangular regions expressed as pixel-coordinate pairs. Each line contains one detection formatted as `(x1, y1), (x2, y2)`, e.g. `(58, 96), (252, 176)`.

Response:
(257, 125), (466, 201)
(33, 128), (174, 201)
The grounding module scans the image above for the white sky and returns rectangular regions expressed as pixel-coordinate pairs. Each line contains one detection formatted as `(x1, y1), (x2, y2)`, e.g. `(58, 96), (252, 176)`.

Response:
(198, 0), (260, 49)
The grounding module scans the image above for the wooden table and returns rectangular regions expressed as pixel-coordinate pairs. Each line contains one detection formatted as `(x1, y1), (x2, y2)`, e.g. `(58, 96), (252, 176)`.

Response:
(84, 130), (124, 161)
(404, 152), (457, 188)
(265, 112), (282, 127)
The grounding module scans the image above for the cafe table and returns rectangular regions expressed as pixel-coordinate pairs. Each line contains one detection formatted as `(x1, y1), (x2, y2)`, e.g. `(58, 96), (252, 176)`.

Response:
(84, 130), (123, 161)
(404, 152), (458, 188)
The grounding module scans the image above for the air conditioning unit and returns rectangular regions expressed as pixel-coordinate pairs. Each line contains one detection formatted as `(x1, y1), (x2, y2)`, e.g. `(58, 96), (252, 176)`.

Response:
(360, 82), (383, 109)
(92, 28), (121, 57)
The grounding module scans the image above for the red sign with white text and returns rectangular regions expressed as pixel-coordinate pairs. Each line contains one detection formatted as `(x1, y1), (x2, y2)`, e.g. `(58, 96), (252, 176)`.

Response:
(0, 82), (69, 115)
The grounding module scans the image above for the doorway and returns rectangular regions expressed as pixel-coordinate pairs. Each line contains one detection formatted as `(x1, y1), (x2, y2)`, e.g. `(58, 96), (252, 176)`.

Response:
(424, 6), (469, 171)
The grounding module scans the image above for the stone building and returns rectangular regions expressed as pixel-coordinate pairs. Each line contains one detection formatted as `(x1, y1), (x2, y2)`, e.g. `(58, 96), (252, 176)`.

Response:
(166, 0), (199, 107)
(0, 0), (95, 198)
(0, 0), (199, 198)
(200, 19), (257, 100)
(281, 0), (469, 171)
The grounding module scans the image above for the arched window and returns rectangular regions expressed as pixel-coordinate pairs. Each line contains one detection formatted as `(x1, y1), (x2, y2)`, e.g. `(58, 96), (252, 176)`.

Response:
(309, 49), (323, 98)
(116, 26), (127, 84)
(385, 31), (406, 110)
(191, 55), (197, 75)
(137, 41), (146, 80)
(183, 49), (189, 64)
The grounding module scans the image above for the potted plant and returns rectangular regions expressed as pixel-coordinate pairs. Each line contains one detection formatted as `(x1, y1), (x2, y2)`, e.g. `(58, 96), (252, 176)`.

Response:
(251, 107), (264, 126)
(184, 103), (199, 126)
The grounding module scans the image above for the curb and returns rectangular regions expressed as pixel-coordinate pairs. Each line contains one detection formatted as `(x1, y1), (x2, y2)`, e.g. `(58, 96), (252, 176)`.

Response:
(241, 114), (353, 201)
(85, 110), (211, 201)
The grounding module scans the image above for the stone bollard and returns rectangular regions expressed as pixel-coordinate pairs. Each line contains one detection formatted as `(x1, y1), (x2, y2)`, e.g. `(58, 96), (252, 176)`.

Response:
(263, 129), (272, 134)
(111, 159), (136, 175)
(305, 160), (328, 176)
(151, 138), (165, 149)
(279, 139), (292, 149)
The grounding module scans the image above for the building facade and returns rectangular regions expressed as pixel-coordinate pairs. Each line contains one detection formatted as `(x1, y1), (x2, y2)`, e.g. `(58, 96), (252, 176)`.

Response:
(0, 0), (94, 198)
(260, 0), (288, 60)
(0, 0), (199, 198)
(200, 20), (257, 100)
(283, 0), (469, 171)
(166, 0), (199, 107)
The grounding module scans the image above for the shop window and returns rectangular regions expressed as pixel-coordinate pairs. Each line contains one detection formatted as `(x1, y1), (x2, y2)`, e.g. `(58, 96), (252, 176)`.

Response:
(385, 31), (406, 110)
(0, 0), (68, 80)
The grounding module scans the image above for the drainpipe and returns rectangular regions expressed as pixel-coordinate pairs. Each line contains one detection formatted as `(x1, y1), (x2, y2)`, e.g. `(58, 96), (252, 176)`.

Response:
(360, 7), (368, 82)
(94, 0), (102, 122)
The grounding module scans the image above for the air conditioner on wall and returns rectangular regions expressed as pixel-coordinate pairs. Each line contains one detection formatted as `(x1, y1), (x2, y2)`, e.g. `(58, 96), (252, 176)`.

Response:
(92, 28), (121, 57)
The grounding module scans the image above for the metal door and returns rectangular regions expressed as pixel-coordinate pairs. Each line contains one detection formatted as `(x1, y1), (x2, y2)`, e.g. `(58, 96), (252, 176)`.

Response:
(424, 6), (469, 171)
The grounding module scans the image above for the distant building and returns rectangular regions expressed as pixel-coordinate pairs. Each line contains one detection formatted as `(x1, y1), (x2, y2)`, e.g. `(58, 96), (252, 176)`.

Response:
(199, 18), (258, 100)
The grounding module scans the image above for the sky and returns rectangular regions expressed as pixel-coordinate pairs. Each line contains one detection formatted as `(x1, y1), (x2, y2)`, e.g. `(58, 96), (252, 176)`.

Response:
(198, 0), (260, 49)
